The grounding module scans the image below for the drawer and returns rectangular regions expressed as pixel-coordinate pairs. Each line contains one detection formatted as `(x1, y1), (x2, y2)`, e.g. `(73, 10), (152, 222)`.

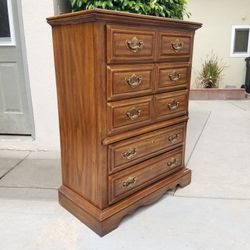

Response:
(108, 123), (185, 173)
(107, 25), (156, 63)
(155, 90), (188, 121)
(107, 64), (155, 101)
(157, 31), (193, 61)
(108, 96), (153, 135)
(109, 147), (184, 204)
(156, 63), (190, 92)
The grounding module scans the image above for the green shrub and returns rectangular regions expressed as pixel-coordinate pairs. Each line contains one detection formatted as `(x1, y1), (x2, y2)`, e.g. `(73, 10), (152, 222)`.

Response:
(197, 54), (225, 88)
(68, 0), (190, 19)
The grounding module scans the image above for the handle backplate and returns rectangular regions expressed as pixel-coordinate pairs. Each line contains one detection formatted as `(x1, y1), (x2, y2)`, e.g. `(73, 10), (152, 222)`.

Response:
(168, 72), (181, 81)
(126, 37), (144, 53)
(125, 74), (142, 88)
(122, 176), (137, 188)
(171, 39), (184, 52)
(167, 157), (178, 168)
(126, 107), (142, 120)
(168, 100), (180, 110)
(168, 133), (180, 143)
(122, 148), (137, 160)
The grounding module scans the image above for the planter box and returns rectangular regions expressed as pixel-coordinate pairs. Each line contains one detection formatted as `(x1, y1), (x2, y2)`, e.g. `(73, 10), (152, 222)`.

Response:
(190, 88), (246, 100)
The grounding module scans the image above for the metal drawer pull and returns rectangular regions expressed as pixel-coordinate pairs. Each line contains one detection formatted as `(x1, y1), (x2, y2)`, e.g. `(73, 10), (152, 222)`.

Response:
(168, 72), (181, 81)
(126, 107), (141, 120)
(122, 176), (137, 187)
(125, 74), (142, 88)
(126, 37), (144, 53)
(168, 100), (180, 110)
(122, 148), (137, 160)
(171, 39), (184, 52)
(167, 157), (177, 168)
(168, 133), (180, 143)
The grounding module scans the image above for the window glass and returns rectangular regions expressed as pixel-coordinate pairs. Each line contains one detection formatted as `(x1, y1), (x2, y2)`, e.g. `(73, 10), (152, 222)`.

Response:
(234, 29), (249, 53)
(0, 0), (11, 38)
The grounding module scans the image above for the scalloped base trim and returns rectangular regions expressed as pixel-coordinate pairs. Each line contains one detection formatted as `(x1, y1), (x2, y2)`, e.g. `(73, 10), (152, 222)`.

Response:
(59, 168), (191, 236)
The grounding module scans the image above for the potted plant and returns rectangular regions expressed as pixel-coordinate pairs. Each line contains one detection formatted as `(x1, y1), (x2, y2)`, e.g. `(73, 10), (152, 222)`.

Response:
(197, 54), (224, 88)
(68, 0), (190, 19)
(190, 54), (246, 100)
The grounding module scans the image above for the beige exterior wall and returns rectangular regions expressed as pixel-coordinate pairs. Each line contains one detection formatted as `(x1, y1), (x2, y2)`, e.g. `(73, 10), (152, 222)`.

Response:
(186, 0), (250, 88)
(20, 0), (60, 150)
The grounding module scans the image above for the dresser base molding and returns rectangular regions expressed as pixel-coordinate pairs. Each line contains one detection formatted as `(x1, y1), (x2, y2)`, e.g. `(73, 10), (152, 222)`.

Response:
(59, 168), (191, 237)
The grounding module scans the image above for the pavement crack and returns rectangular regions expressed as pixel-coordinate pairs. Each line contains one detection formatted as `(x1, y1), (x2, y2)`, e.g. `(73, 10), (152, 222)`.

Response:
(174, 194), (250, 201)
(0, 152), (31, 181)
(186, 111), (212, 165)
(229, 101), (248, 111)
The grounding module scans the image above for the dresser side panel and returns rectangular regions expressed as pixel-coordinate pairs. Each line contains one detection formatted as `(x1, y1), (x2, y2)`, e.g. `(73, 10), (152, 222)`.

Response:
(52, 23), (107, 208)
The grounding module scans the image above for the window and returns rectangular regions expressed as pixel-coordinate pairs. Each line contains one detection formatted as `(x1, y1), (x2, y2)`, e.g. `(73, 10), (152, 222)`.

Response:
(230, 25), (250, 57)
(0, 0), (15, 46)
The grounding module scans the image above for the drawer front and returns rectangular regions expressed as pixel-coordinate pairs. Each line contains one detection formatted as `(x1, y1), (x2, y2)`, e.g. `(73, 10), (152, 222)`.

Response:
(108, 96), (153, 134)
(109, 147), (184, 204)
(107, 25), (156, 63)
(156, 63), (190, 92)
(158, 31), (193, 61)
(155, 90), (188, 121)
(107, 64), (155, 101)
(108, 123), (185, 173)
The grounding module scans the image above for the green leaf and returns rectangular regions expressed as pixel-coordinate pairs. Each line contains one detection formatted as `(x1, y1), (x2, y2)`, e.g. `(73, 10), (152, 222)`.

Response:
(66, 0), (190, 19)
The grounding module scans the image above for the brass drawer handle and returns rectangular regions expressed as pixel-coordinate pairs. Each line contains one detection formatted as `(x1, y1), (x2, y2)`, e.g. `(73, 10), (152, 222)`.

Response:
(125, 74), (142, 88)
(168, 133), (180, 143)
(126, 37), (144, 53)
(122, 176), (137, 187)
(168, 100), (180, 110)
(122, 148), (137, 160)
(171, 39), (184, 52)
(126, 107), (141, 120)
(167, 157), (177, 168)
(168, 72), (181, 81)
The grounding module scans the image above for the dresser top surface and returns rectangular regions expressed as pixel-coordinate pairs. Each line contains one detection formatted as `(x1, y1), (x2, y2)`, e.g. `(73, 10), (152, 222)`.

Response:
(47, 8), (202, 30)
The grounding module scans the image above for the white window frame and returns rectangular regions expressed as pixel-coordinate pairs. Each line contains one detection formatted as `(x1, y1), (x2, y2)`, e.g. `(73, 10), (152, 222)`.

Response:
(230, 25), (250, 58)
(0, 0), (16, 46)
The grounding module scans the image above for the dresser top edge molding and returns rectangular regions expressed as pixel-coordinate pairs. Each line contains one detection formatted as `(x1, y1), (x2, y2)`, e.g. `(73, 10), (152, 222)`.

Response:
(47, 8), (202, 30)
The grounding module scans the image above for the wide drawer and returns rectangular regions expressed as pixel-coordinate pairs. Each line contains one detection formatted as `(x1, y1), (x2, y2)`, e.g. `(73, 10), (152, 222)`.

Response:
(107, 64), (155, 101)
(108, 123), (185, 174)
(155, 90), (188, 121)
(157, 31), (193, 61)
(156, 63), (190, 92)
(107, 96), (153, 135)
(109, 147), (184, 204)
(107, 25), (156, 63)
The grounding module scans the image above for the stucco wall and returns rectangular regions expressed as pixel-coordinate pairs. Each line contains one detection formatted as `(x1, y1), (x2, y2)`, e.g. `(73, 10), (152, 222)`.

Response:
(21, 0), (60, 150)
(186, 0), (250, 88)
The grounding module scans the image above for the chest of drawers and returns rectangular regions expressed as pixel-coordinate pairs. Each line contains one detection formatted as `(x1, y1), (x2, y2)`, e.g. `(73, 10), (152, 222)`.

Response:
(47, 9), (201, 236)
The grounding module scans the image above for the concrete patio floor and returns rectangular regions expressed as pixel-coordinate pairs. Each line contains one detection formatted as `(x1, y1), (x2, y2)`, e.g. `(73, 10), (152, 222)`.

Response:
(1, 100), (250, 250)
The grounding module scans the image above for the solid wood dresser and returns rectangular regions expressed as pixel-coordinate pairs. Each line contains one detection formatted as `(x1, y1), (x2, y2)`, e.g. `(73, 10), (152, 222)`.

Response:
(47, 9), (201, 236)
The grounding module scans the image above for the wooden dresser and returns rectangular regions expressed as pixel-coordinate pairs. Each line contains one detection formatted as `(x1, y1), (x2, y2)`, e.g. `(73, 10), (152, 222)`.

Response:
(47, 9), (201, 236)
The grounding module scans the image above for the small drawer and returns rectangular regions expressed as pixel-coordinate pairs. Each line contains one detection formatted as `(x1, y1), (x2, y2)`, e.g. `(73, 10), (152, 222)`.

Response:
(155, 90), (188, 121)
(107, 64), (155, 101)
(108, 96), (153, 135)
(158, 31), (193, 61)
(156, 63), (190, 92)
(109, 147), (184, 204)
(108, 123), (185, 174)
(107, 25), (156, 63)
